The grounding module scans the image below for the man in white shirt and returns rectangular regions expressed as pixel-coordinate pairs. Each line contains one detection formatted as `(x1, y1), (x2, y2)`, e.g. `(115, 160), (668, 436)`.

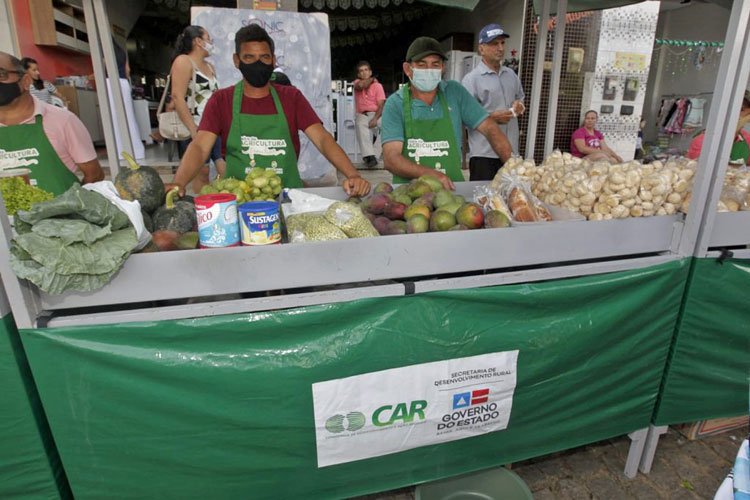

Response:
(462, 23), (525, 180)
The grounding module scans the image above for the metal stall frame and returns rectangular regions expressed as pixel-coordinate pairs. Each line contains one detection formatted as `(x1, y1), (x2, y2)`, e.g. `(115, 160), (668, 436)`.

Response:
(634, 0), (750, 475)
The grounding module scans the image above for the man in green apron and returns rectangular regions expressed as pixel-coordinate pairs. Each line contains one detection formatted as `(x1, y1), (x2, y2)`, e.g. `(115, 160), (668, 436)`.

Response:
(381, 37), (513, 189)
(169, 25), (370, 197)
(0, 52), (104, 196)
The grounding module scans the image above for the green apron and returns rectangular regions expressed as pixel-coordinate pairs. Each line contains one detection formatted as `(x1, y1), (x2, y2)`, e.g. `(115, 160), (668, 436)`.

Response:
(225, 82), (302, 188)
(730, 134), (750, 164)
(393, 84), (463, 185)
(0, 114), (80, 196)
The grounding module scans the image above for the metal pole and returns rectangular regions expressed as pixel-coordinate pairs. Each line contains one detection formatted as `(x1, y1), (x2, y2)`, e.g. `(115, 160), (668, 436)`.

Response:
(0, 193), (42, 329)
(694, 4), (750, 257)
(677, 0), (750, 257)
(82, 0), (120, 177)
(93, 0), (135, 174)
(525, 0), (551, 160)
(544, 0), (567, 157)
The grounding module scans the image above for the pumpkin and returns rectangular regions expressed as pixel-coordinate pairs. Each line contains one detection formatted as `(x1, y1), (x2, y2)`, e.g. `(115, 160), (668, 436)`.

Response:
(152, 187), (196, 234)
(141, 209), (154, 233)
(115, 152), (165, 213)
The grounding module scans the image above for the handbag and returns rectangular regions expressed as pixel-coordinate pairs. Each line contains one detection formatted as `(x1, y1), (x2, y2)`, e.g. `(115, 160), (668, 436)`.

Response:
(156, 69), (197, 141)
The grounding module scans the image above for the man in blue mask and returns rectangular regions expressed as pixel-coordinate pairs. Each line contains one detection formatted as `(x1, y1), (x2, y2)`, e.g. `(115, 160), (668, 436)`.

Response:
(381, 36), (512, 189)
(169, 24), (370, 196)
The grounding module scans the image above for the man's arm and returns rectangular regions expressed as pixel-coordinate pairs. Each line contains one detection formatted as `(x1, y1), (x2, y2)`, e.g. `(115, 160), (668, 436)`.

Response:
(168, 130), (217, 195)
(369, 100), (385, 128)
(476, 117), (512, 163)
(383, 141), (455, 190)
(77, 159), (105, 184)
(304, 123), (370, 196)
(489, 109), (515, 124)
(353, 77), (374, 90)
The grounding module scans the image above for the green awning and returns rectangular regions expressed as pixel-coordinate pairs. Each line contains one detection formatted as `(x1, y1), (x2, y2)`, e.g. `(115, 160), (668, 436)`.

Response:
(419, 0), (479, 11)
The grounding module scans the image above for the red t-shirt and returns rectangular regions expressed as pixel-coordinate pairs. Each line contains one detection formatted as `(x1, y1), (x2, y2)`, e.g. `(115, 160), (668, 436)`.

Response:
(198, 82), (322, 158)
(570, 127), (604, 158)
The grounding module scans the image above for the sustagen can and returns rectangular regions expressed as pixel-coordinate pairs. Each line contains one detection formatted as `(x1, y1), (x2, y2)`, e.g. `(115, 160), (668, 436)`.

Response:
(238, 201), (281, 245)
(195, 193), (240, 248)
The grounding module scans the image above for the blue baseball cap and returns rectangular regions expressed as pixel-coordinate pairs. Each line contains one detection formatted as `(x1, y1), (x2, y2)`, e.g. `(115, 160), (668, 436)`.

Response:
(479, 24), (510, 44)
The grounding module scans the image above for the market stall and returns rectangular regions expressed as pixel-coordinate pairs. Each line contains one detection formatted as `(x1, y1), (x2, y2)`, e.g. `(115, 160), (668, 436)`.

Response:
(0, 281), (69, 500)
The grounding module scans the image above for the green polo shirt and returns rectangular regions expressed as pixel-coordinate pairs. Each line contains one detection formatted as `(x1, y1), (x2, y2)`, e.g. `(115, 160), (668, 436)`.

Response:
(381, 80), (489, 151)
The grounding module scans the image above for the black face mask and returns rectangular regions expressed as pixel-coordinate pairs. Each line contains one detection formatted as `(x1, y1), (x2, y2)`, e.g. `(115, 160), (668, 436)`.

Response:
(239, 60), (274, 88)
(0, 81), (22, 107)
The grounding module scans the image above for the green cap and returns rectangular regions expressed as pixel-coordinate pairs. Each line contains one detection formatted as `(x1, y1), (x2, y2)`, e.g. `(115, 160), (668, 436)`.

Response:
(405, 37), (447, 62)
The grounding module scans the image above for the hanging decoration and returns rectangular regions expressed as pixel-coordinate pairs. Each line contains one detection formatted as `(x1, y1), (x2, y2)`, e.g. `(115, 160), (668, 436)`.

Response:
(327, 0), (337, 8)
(301, 0), (313, 6)
(340, 0), (351, 8)
(365, 0), (378, 7)
(353, 0), (364, 7)
(313, 0), (325, 9)
(654, 39), (724, 47)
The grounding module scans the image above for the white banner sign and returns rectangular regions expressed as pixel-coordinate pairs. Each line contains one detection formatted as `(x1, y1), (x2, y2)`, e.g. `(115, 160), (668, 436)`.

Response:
(312, 350), (519, 468)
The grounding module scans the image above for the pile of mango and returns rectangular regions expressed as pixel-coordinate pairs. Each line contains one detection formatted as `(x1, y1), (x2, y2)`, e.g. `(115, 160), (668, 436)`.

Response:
(351, 176), (510, 236)
(199, 168), (282, 203)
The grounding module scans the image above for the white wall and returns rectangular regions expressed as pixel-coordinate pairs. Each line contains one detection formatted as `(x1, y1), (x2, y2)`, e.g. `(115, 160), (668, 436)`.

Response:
(642, 3), (731, 144)
(582, 2), (660, 161)
(0, 0), (18, 56)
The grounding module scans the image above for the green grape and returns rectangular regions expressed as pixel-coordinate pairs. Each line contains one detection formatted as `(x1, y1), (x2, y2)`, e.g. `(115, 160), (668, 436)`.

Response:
(0, 176), (54, 215)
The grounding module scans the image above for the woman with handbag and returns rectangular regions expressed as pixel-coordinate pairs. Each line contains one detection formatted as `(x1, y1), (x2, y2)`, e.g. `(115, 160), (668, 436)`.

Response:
(166, 25), (224, 193)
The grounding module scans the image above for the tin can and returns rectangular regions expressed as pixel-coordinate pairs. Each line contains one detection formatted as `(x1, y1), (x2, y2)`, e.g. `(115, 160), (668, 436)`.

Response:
(195, 193), (240, 248)
(238, 201), (281, 246)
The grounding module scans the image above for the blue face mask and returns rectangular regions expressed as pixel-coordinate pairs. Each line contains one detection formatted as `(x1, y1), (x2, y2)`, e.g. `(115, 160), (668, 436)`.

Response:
(410, 68), (442, 92)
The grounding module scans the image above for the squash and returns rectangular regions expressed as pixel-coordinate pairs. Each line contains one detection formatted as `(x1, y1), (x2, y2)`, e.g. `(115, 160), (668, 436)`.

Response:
(152, 187), (196, 234)
(115, 152), (165, 213)
(141, 209), (154, 233)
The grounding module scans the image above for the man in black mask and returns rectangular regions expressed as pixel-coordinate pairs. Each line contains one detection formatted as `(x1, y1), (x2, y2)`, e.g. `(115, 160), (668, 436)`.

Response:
(170, 24), (370, 196)
(0, 51), (103, 195)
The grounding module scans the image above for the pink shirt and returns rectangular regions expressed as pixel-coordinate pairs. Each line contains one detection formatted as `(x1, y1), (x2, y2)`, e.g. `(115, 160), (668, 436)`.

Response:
(570, 127), (604, 158)
(0, 98), (97, 173)
(353, 79), (385, 114)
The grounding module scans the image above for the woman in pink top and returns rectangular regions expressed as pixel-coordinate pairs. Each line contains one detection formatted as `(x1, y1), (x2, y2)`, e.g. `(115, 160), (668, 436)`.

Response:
(570, 110), (623, 163)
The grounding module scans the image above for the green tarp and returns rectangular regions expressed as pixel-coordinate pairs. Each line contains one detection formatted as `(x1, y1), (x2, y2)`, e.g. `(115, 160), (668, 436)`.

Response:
(0, 313), (69, 500)
(653, 257), (750, 425)
(20, 259), (688, 499)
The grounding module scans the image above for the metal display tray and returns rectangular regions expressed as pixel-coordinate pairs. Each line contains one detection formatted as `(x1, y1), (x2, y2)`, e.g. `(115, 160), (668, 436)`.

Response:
(708, 211), (750, 247)
(36, 182), (684, 311)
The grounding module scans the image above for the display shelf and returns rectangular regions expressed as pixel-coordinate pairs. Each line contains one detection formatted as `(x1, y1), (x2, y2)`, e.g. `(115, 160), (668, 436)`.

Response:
(0, 182), (685, 326)
(707, 211), (750, 248)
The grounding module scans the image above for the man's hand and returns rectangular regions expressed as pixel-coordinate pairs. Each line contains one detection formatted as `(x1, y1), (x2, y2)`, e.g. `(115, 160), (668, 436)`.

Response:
(425, 170), (455, 191)
(512, 100), (525, 116)
(368, 117), (378, 128)
(343, 175), (371, 196)
(490, 109), (515, 124)
(164, 182), (186, 197)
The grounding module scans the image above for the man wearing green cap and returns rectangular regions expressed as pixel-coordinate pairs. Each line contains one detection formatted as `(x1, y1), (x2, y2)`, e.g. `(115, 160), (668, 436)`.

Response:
(381, 36), (512, 189)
